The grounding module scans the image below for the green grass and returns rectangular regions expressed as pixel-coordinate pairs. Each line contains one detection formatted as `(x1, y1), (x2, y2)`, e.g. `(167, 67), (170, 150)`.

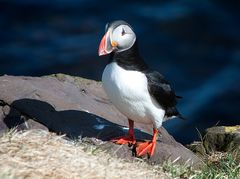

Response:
(198, 150), (240, 179)
(161, 150), (240, 179)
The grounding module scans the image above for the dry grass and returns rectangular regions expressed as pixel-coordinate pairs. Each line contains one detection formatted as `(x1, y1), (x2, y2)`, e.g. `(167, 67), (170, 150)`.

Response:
(0, 129), (166, 179)
(2, 129), (238, 179)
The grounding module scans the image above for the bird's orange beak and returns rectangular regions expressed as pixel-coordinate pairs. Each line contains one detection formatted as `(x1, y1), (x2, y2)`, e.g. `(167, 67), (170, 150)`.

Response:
(98, 32), (108, 56)
(98, 31), (117, 56)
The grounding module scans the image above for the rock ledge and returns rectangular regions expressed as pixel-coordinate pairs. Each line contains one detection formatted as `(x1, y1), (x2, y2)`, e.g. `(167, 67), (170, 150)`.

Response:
(0, 74), (203, 168)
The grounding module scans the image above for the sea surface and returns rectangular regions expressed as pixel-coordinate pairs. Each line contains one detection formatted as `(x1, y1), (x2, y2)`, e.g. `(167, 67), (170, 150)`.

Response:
(0, 0), (240, 143)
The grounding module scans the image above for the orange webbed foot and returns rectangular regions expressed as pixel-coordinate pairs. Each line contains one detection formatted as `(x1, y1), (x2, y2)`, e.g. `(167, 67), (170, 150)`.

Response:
(111, 135), (136, 145)
(136, 128), (158, 157)
(136, 141), (156, 157)
(111, 119), (136, 145)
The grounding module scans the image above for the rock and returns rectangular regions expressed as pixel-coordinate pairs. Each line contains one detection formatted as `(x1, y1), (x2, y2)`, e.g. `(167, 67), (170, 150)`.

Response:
(203, 126), (240, 153)
(0, 100), (48, 133)
(0, 106), (8, 133)
(186, 141), (206, 157)
(0, 74), (203, 168)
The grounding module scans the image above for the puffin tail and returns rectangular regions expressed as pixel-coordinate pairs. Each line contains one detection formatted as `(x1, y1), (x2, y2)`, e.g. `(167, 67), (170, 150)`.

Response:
(165, 107), (186, 120)
(175, 95), (182, 99)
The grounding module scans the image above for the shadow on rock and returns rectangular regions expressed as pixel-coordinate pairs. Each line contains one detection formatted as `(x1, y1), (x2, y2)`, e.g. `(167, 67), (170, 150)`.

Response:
(4, 98), (152, 141)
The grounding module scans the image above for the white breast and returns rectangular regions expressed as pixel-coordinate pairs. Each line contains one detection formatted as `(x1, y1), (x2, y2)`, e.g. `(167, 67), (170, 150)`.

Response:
(102, 62), (165, 128)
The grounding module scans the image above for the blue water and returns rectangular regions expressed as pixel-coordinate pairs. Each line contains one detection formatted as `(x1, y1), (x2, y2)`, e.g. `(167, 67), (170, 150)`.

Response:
(0, 0), (239, 143)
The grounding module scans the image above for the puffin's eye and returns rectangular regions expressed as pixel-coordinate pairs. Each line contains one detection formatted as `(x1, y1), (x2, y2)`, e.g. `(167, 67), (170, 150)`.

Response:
(121, 28), (126, 36)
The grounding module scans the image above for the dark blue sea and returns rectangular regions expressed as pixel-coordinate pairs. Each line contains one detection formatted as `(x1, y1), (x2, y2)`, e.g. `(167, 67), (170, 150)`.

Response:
(0, 0), (239, 144)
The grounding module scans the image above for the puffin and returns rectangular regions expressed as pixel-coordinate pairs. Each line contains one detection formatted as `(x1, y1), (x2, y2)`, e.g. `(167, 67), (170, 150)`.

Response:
(98, 20), (183, 157)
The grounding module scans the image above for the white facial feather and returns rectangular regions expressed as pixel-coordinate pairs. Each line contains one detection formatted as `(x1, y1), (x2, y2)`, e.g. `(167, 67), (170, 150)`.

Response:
(111, 25), (136, 52)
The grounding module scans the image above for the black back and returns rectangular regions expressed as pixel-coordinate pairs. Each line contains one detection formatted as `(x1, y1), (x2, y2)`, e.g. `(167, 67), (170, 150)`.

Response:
(145, 71), (182, 118)
(110, 41), (182, 119)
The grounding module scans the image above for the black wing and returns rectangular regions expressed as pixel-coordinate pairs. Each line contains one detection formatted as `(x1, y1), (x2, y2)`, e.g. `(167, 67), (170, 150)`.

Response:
(145, 70), (183, 119)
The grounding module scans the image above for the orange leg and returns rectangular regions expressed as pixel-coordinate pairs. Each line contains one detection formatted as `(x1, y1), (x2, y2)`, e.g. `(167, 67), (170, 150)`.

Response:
(136, 128), (158, 157)
(111, 119), (136, 145)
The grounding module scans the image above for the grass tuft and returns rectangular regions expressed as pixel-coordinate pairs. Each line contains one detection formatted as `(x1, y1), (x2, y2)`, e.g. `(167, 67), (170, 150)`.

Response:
(198, 150), (240, 178)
